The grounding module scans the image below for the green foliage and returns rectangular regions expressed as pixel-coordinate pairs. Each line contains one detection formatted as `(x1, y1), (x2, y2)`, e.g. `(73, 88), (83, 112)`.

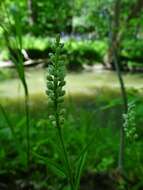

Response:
(0, 95), (143, 189)
(1, 0), (142, 38)
(31, 0), (73, 35)
(0, 0), (143, 72)
(73, 0), (113, 35)
(0, 0), (73, 35)
(22, 35), (51, 50)
(0, 34), (107, 71)
(1, 4), (28, 94)
(121, 40), (143, 70)
(96, 157), (114, 172)
(0, 0), (143, 189)
(65, 39), (107, 68)
(1, 3), (31, 179)
(123, 101), (138, 141)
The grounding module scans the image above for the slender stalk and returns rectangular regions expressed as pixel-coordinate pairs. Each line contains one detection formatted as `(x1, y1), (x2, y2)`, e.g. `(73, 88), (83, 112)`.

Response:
(106, 0), (128, 172)
(25, 92), (30, 173)
(22, 78), (30, 172)
(57, 127), (74, 190)
(1, 3), (31, 186)
(112, 0), (128, 172)
(46, 35), (74, 190)
(54, 66), (74, 190)
(113, 51), (128, 172)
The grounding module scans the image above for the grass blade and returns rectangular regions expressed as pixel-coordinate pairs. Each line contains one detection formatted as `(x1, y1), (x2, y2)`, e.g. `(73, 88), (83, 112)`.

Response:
(0, 104), (16, 138)
(33, 151), (67, 178)
(74, 151), (87, 190)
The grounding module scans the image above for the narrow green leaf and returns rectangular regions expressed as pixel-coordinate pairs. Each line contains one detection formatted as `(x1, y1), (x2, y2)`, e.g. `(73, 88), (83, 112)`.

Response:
(76, 133), (96, 163)
(33, 151), (66, 178)
(74, 151), (87, 190)
(0, 104), (15, 138)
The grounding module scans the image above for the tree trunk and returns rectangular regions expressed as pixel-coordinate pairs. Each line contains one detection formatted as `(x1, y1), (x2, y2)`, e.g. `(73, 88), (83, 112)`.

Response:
(106, 0), (128, 173)
(27, 0), (35, 26)
(105, 0), (123, 70)
(105, 0), (143, 70)
(127, 0), (143, 22)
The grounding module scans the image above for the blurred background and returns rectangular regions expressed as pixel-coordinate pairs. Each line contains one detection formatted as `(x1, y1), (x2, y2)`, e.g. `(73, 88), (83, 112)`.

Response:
(0, 0), (143, 97)
(0, 0), (143, 190)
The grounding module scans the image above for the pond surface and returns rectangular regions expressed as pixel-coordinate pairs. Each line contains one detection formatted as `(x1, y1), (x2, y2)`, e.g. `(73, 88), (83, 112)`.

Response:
(0, 68), (143, 100)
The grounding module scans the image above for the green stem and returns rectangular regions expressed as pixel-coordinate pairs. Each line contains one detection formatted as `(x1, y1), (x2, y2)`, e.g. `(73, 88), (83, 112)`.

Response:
(24, 86), (31, 190)
(54, 75), (74, 190)
(107, 0), (128, 172)
(25, 93), (30, 171)
(57, 127), (74, 190)
(113, 52), (127, 172)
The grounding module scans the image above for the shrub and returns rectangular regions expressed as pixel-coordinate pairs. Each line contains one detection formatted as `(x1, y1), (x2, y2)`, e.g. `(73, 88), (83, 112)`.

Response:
(1, 35), (107, 71)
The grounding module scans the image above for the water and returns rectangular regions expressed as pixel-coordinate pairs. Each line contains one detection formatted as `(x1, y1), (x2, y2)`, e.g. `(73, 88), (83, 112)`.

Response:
(0, 68), (143, 100)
